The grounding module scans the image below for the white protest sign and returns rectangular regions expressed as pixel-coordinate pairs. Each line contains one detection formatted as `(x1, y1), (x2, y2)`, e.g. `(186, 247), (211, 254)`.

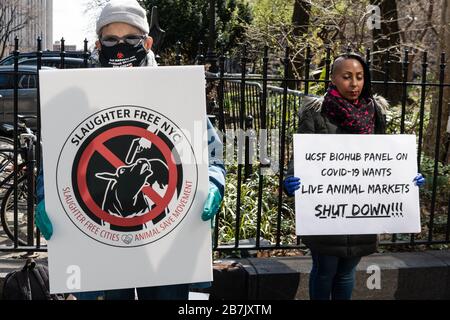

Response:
(39, 66), (211, 294)
(294, 134), (421, 235)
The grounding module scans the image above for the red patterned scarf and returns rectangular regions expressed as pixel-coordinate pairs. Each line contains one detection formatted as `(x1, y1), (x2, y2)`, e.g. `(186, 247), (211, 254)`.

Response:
(321, 85), (375, 134)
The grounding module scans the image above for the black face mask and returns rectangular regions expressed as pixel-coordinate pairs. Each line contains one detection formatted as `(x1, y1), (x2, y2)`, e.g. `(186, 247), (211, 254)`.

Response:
(99, 42), (148, 68)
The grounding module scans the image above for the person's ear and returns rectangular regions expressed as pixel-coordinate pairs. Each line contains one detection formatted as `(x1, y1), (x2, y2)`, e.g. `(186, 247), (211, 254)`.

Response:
(330, 74), (335, 85)
(144, 36), (153, 51)
(95, 40), (101, 51)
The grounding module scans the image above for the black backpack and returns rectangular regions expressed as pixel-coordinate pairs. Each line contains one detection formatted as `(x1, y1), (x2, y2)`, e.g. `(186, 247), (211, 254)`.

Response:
(2, 258), (64, 300)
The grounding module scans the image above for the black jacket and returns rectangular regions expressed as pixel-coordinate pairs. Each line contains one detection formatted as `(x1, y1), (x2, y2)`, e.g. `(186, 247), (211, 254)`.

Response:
(286, 94), (388, 257)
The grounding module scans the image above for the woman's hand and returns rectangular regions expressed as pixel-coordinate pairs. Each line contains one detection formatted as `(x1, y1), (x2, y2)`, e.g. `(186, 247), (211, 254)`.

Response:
(413, 173), (426, 187)
(284, 176), (301, 197)
(35, 200), (53, 240)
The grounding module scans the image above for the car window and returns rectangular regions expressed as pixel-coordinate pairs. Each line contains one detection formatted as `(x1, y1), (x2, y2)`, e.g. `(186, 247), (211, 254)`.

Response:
(0, 73), (36, 89)
(18, 74), (37, 89)
(22, 59), (58, 68)
(0, 57), (14, 65)
(20, 60), (37, 66)
(0, 73), (13, 89)
(42, 61), (59, 68)
(21, 59), (85, 69)
(43, 60), (85, 69)
(67, 61), (85, 68)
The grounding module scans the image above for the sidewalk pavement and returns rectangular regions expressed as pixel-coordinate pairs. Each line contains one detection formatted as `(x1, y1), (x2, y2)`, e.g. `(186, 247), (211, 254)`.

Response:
(1, 249), (449, 300)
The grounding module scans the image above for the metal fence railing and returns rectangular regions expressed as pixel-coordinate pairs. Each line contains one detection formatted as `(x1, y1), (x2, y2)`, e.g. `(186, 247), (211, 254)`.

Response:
(207, 45), (450, 253)
(0, 38), (449, 254)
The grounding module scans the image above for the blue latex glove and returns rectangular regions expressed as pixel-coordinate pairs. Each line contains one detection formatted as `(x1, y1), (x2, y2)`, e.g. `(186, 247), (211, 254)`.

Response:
(413, 173), (426, 187)
(35, 200), (53, 240)
(284, 176), (301, 197)
(202, 183), (223, 222)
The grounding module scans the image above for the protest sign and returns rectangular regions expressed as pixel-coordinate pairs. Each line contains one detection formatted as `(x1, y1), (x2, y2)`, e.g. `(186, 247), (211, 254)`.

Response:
(293, 134), (421, 235)
(39, 66), (211, 293)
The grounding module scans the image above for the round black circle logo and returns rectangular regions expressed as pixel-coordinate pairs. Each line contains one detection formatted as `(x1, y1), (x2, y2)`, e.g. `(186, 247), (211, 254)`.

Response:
(57, 106), (198, 247)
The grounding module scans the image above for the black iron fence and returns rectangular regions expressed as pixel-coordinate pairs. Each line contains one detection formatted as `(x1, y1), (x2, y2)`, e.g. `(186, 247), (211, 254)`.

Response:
(0, 37), (449, 254)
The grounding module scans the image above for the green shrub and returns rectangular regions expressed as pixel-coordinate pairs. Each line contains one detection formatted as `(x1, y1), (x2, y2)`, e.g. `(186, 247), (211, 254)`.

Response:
(218, 166), (296, 245)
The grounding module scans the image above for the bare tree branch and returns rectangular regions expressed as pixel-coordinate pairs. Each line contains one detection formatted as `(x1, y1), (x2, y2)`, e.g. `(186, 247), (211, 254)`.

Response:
(0, 0), (36, 59)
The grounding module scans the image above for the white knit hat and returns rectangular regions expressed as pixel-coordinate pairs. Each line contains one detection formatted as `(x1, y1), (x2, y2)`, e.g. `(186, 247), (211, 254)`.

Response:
(96, 0), (150, 36)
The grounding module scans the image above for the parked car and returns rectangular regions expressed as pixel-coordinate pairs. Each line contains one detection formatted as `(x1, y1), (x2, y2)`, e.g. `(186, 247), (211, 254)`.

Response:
(0, 65), (53, 129)
(0, 51), (90, 66)
(19, 57), (90, 69)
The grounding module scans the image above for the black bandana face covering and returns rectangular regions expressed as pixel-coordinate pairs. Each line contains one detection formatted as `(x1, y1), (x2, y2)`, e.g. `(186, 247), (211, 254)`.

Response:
(99, 42), (148, 68)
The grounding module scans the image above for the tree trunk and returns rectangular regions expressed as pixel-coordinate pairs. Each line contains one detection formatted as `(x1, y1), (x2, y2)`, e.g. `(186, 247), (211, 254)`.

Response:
(292, 0), (310, 37)
(290, 0), (311, 90)
(371, 0), (403, 104)
(424, 0), (450, 163)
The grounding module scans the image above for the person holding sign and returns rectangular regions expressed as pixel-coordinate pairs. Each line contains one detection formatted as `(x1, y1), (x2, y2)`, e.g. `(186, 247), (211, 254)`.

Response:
(35, 0), (225, 300)
(283, 52), (425, 300)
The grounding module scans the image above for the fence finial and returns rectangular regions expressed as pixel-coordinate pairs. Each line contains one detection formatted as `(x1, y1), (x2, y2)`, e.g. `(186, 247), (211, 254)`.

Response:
(175, 41), (182, 65)
(196, 41), (205, 65)
(346, 44), (352, 53)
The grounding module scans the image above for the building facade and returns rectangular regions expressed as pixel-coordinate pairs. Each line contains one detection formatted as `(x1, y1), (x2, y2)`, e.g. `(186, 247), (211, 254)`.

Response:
(4, 0), (53, 56)
(53, 41), (77, 52)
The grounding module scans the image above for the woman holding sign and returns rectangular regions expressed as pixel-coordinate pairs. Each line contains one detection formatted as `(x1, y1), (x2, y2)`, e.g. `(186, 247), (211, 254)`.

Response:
(283, 53), (425, 300)
(35, 0), (225, 300)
